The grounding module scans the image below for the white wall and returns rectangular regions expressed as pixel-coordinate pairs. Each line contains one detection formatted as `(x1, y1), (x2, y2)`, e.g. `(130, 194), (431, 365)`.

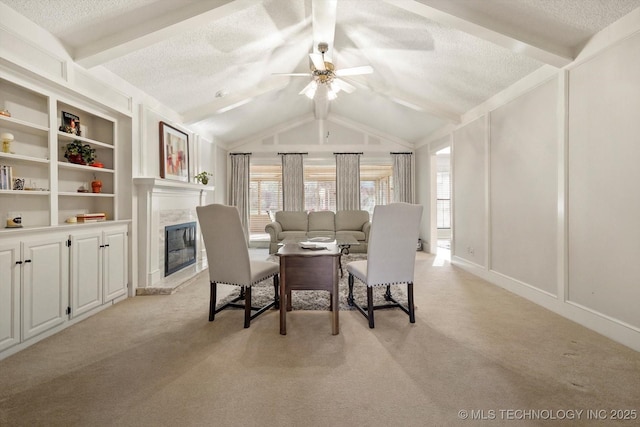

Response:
(567, 32), (640, 328)
(443, 17), (640, 351)
(453, 117), (487, 267)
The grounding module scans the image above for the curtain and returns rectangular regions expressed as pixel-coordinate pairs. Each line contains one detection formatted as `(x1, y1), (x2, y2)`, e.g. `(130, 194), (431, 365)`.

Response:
(335, 153), (361, 211)
(229, 153), (251, 242)
(392, 152), (414, 203)
(281, 153), (305, 211)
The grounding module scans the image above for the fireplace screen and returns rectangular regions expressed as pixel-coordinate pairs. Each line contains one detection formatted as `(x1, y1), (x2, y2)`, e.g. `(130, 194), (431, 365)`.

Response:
(165, 222), (197, 276)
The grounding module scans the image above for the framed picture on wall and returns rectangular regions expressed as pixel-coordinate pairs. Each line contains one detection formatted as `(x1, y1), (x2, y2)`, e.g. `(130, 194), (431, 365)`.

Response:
(159, 121), (189, 182)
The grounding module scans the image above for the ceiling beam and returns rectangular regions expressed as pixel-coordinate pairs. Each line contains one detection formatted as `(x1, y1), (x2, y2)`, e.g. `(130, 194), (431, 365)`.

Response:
(182, 77), (291, 124)
(312, 0), (337, 54)
(383, 0), (574, 67)
(74, 0), (255, 68)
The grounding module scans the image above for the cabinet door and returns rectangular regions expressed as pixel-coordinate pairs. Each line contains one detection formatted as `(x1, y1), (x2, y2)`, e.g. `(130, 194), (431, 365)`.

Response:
(22, 236), (68, 340)
(0, 242), (21, 352)
(70, 231), (102, 318)
(103, 227), (127, 302)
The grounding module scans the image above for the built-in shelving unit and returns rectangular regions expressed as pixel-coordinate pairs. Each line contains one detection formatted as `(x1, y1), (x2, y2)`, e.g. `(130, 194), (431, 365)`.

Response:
(0, 76), (118, 229)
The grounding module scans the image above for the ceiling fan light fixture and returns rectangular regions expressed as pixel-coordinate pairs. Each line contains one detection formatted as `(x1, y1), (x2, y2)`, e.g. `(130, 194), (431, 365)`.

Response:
(304, 80), (318, 99)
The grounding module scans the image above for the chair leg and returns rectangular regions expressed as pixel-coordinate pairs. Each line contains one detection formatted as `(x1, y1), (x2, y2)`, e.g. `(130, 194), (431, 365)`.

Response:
(273, 275), (280, 309)
(347, 274), (355, 306)
(407, 282), (415, 323)
(244, 286), (252, 328)
(209, 282), (217, 321)
(367, 286), (375, 328)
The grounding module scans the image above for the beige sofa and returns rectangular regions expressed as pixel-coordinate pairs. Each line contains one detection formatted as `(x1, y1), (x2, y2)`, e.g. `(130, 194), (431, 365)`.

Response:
(265, 210), (371, 254)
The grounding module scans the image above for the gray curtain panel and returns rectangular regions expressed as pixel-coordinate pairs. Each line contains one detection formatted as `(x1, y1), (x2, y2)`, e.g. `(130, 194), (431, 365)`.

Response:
(392, 152), (414, 203)
(335, 153), (361, 211)
(281, 153), (305, 211)
(229, 153), (251, 241)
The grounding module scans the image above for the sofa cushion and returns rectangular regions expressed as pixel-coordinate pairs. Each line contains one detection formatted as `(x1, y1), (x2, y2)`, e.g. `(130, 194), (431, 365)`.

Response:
(278, 230), (308, 241)
(336, 230), (366, 241)
(308, 211), (335, 231)
(275, 211), (308, 231)
(335, 210), (370, 231)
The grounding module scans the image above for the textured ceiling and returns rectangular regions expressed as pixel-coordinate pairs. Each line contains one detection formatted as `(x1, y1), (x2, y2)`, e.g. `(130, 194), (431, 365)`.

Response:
(3, 0), (639, 145)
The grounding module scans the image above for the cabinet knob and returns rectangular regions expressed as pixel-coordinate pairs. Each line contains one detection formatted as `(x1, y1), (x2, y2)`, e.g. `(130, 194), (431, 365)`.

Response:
(104, 244), (110, 247)
(24, 259), (32, 263)
(16, 261), (23, 265)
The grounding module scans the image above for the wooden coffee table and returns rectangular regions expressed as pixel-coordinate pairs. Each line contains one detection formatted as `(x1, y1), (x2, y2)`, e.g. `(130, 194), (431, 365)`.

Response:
(276, 242), (341, 335)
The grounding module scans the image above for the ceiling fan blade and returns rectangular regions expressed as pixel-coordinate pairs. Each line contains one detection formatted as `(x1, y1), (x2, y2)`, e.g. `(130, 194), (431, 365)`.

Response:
(272, 73), (313, 77)
(309, 53), (326, 71)
(335, 65), (373, 77)
(333, 78), (356, 94)
(299, 80), (318, 96)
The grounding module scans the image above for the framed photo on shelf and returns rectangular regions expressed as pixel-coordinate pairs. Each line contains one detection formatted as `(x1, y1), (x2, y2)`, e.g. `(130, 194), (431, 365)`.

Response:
(60, 111), (81, 136)
(159, 121), (189, 182)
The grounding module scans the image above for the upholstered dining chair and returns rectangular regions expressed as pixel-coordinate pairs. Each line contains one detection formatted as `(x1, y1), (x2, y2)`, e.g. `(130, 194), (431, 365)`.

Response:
(346, 203), (423, 328)
(196, 204), (279, 328)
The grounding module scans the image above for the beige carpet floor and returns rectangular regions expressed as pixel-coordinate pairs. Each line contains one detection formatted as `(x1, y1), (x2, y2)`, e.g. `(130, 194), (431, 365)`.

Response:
(1, 250), (639, 426)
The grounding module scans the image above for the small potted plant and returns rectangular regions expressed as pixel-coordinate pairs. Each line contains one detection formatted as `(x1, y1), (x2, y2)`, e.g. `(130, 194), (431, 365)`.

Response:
(63, 140), (84, 164)
(64, 140), (96, 165)
(194, 171), (212, 185)
(81, 144), (96, 165)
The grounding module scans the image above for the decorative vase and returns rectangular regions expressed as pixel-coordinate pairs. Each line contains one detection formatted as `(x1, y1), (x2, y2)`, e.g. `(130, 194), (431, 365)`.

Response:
(91, 180), (102, 193)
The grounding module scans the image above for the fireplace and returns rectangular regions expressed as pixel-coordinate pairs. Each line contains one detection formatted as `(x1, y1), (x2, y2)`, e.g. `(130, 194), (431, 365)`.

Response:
(165, 222), (197, 276)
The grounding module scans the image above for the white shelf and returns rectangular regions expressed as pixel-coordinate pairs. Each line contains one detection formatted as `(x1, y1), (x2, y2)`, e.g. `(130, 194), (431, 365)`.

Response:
(0, 114), (49, 135)
(57, 131), (113, 149)
(0, 152), (49, 165)
(0, 189), (49, 196)
(58, 192), (114, 198)
(57, 161), (114, 173)
(1, 76), (119, 227)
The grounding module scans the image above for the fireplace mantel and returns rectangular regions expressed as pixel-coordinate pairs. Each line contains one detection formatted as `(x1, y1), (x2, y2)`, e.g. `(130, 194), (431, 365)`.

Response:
(133, 177), (215, 193)
(135, 177), (214, 294)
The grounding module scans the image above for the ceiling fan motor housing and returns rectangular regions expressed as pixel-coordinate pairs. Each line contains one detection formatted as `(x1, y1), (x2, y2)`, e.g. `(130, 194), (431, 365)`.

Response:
(317, 42), (329, 54)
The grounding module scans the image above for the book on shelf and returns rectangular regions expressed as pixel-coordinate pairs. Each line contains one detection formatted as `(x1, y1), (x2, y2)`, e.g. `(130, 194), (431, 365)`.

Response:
(0, 165), (13, 190)
(76, 213), (106, 222)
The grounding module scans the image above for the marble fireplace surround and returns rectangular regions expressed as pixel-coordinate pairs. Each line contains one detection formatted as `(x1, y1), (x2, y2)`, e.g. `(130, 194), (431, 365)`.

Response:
(134, 178), (214, 295)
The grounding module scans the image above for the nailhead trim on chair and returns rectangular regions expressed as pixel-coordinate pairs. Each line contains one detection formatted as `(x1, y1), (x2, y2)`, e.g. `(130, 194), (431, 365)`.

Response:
(211, 273), (277, 287)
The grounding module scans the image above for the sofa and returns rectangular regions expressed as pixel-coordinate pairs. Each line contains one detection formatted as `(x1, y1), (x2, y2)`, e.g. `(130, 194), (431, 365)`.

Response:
(265, 210), (371, 254)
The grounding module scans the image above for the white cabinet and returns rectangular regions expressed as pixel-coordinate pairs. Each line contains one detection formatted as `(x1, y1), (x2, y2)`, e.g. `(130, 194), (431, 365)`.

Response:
(21, 235), (69, 340)
(69, 225), (127, 318)
(0, 242), (20, 352)
(70, 231), (103, 318)
(103, 226), (128, 302)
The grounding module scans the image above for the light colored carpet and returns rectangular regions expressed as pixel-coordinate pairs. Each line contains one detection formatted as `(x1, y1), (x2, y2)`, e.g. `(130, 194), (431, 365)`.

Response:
(1, 250), (639, 426)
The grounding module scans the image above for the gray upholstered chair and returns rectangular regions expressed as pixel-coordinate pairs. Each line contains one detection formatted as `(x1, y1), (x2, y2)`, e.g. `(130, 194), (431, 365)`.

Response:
(196, 204), (279, 328)
(346, 203), (423, 328)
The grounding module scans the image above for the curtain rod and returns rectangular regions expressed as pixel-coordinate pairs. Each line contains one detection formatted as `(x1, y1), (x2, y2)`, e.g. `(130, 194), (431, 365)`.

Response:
(390, 152), (413, 155)
(229, 152), (252, 155)
(333, 152), (363, 155)
(278, 152), (308, 155)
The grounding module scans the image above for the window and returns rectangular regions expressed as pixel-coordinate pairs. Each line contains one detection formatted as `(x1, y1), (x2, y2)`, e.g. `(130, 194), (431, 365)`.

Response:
(249, 165), (282, 233)
(249, 163), (393, 232)
(436, 152), (451, 229)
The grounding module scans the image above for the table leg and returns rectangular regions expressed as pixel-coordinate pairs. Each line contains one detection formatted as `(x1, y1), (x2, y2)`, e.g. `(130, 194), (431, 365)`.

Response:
(331, 258), (339, 335)
(279, 263), (286, 335)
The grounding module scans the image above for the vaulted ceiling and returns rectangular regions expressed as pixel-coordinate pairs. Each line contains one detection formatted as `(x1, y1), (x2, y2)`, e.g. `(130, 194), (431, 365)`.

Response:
(3, 0), (639, 145)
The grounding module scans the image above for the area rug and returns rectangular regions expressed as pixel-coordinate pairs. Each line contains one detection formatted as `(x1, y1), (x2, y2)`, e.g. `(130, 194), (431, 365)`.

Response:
(218, 254), (408, 311)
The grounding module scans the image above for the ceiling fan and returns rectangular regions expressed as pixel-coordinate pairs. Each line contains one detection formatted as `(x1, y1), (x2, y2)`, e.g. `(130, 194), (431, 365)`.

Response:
(276, 42), (373, 100)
